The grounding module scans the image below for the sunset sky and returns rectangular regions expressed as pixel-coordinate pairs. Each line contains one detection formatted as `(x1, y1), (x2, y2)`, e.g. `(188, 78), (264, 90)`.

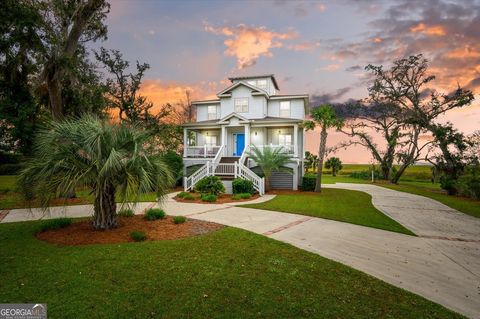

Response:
(99, 0), (480, 163)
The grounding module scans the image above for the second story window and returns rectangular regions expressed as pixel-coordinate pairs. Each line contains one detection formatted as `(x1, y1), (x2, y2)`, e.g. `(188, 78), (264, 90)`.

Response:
(280, 101), (291, 117)
(234, 98), (249, 113)
(207, 105), (217, 120)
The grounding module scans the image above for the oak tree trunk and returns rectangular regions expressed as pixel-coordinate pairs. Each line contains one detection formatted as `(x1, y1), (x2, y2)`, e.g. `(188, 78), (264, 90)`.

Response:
(315, 127), (327, 192)
(92, 183), (117, 230)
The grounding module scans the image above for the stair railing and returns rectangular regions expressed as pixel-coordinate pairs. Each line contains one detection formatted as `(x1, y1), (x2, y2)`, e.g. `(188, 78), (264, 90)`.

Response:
(235, 161), (265, 195)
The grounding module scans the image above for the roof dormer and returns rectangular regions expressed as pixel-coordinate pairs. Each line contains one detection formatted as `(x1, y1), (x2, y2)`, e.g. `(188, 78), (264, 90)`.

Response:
(228, 74), (279, 95)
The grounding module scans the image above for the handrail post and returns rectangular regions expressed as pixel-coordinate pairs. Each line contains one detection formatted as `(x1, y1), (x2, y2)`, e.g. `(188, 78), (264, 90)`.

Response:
(204, 145), (207, 158)
(234, 162), (237, 178)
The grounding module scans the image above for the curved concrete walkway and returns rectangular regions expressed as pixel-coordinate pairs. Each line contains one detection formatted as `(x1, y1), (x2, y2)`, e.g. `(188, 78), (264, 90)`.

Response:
(1, 188), (479, 318)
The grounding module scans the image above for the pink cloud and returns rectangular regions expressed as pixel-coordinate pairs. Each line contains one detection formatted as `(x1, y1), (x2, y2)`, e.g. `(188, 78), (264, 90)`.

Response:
(204, 21), (296, 69)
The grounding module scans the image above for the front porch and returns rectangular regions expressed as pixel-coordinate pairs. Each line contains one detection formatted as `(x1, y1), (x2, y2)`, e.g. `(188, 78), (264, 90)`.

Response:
(183, 123), (301, 159)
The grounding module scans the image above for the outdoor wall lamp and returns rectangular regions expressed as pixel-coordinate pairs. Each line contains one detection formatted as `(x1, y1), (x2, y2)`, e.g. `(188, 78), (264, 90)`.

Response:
(255, 131), (257, 136)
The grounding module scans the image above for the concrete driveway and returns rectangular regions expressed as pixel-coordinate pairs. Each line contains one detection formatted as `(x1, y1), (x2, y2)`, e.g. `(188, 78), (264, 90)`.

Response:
(2, 187), (479, 318)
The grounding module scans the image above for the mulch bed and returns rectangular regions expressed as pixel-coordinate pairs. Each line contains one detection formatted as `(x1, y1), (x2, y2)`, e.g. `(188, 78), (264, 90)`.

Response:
(36, 215), (223, 246)
(174, 193), (260, 204)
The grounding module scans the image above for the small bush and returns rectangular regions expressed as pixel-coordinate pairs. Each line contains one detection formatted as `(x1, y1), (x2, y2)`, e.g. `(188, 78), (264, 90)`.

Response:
(40, 218), (72, 232)
(130, 230), (147, 242)
(456, 166), (480, 199)
(232, 193), (252, 200)
(144, 208), (166, 220)
(173, 216), (187, 224)
(0, 152), (23, 164)
(440, 176), (457, 195)
(349, 170), (381, 180)
(183, 194), (196, 200)
(177, 191), (190, 198)
(232, 178), (254, 195)
(201, 194), (217, 202)
(302, 173), (316, 191)
(117, 209), (134, 217)
(194, 176), (225, 195)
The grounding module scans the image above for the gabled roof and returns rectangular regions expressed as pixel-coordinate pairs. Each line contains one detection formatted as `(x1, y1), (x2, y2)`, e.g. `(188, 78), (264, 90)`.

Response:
(216, 81), (268, 97)
(217, 112), (250, 123)
(228, 74), (280, 90)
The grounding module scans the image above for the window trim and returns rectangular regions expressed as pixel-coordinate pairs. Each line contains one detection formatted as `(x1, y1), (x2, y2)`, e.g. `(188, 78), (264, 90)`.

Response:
(234, 97), (249, 113)
(207, 105), (217, 120)
(279, 101), (291, 118)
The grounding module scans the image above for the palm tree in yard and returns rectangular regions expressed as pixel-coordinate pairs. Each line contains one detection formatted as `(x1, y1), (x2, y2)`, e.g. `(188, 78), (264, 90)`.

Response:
(18, 115), (174, 230)
(325, 157), (343, 176)
(303, 104), (343, 192)
(248, 146), (294, 192)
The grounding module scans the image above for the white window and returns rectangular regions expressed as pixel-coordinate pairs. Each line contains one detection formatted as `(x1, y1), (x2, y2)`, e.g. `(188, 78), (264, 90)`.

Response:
(278, 134), (292, 146)
(234, 98), (249, 113)
(207, 105), (217, 120)
(279, 101), (291, 117)
(257, 79), (267, 90)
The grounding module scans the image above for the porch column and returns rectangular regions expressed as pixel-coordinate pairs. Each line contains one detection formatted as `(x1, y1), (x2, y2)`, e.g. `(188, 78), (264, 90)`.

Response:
(221, 125), (227, 156)
(183, 127), (188, 157)
(244, 124), (250, 148)
(293, 124), (298, 157)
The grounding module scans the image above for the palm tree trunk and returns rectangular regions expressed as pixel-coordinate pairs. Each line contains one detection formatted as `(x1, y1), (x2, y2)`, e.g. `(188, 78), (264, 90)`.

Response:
(315, 127), (327, 192)
(265, 176), (271, 192)
(92, 182), (117, 230)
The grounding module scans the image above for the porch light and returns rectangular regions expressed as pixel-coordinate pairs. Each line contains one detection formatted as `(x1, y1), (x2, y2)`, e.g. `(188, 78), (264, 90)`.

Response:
(255, 131), (257, 136)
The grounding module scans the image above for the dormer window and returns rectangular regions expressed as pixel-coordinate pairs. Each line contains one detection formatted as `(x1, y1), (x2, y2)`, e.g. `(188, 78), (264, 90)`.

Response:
(207, 105), (218, 120)
(234, 98), (249, 113)
(280, 101), (291, 117)
(257, 79), (267, 90)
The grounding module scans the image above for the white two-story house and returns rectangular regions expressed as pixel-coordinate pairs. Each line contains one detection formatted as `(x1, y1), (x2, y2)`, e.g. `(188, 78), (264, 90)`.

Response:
(183, 74), (308, 194)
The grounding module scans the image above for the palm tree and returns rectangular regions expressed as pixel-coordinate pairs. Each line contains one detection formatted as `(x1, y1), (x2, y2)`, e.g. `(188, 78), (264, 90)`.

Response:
(303, 104), (343, 192)
(325, 157), (343, 176)
(18, 115), (174, 230)
(248, 146), (294, 192)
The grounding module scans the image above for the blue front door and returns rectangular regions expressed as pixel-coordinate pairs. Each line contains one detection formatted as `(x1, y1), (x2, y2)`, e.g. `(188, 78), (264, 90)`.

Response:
(235, 133), (245, 156)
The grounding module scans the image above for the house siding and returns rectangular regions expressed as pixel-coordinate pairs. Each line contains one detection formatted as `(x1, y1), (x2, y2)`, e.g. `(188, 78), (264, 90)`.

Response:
(267, 98), (305, 119)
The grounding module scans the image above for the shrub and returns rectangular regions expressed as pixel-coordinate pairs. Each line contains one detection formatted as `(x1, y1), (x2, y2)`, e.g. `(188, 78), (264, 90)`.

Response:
(232, 193), (252, 200)
(183, 194), (196, 200)
(161, 151), (184, 185)
(349, 170), (381, 180)
(232, 178), (254, 195)
(177, 191), (190, 198)
(117, 209), (134, 217)
(302, 173), (316, 191)
(130, 231), (147, 242)
(194, 176), (225, 195)
(144, 208), (166, 220)
(173, 216), (187, 224)
(456, 166), (480, 199)
(201, 194), (217, 202)
(40, 218), (72, 232)
(440, 176), (457, 195)
(0, 163), (23, 175)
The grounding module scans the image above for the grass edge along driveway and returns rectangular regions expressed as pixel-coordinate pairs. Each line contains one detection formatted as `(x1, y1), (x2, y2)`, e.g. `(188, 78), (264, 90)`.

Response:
(242, 188), (415, 235)
(0, 221), (462, 318)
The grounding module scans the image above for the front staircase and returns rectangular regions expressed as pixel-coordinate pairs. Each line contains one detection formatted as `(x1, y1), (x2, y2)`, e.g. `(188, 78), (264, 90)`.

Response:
(184, 146), (265, 195)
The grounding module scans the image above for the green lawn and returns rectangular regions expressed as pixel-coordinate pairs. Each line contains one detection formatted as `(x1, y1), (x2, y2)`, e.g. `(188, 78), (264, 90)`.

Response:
(243, 189), (414, 235)
(321, 175), (480, 219)
(0, 221), (461, 318)
(0, 175), (158, 210)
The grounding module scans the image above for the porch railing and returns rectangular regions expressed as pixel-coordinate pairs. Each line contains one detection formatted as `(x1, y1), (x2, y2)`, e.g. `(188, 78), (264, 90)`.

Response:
(185, 145), (221, 158)
(251, 144), (294, 154)
(235, 162), (265, 195)
(184, 161), (210, 191)
(214, 163), (235, 176)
